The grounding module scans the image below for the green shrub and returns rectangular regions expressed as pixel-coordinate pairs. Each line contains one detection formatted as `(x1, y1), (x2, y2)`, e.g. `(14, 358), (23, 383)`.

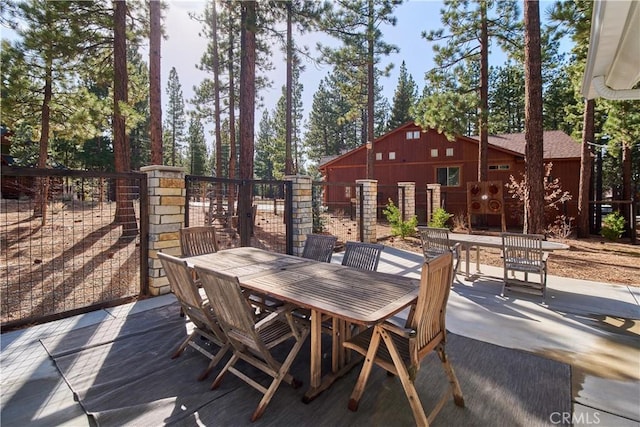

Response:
(601, 211), (626, 241)
(383, 199), (418, 239)
(428, 207), (453, 229)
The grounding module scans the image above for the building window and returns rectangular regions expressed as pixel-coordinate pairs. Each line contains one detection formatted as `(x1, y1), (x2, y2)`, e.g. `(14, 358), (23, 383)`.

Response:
(431, 148), (439, 157)
(446, 147), (454, 157)
(405, 130), (421, 140)
(436, 167), (460, 187)
(375, 152), (382, 161)
(388, 151), (396, 160)
(489, 164), (510, 170)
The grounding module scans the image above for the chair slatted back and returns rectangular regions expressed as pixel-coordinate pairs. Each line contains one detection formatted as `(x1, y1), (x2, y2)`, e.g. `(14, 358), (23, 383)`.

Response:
(159, 252), (205, 311)
(341, 241), (384, 271)
(301, 234), (337, 263)
(407, 252), (453, 356)
(502, 233), (545, 264)
(180, 226), (219, 257)
(418, 227), (452, 259)
(194, 266), (259, 346)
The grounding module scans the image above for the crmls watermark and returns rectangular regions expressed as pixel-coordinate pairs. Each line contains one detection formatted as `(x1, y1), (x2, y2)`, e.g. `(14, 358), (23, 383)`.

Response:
(550, 411), (601, 425)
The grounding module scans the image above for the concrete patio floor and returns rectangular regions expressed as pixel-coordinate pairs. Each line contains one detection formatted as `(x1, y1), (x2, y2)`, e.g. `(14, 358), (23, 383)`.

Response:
(1, 247), (639, 426)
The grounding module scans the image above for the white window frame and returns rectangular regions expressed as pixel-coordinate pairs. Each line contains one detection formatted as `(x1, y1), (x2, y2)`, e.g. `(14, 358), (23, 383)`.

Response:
(430, 148), (439, 157)
(375, 152), (382, 161)
(446, 147), (454, 157)
(388, 151), (396, 160)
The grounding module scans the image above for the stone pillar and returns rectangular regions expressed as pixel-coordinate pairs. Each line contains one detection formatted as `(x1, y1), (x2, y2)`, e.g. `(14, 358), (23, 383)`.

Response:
(141, 165), (185, 296)
(426, 183), (442, 224)
(356, 179), (378, 243)
(286, 175), (312, 256)
(397, 182), (416, 221)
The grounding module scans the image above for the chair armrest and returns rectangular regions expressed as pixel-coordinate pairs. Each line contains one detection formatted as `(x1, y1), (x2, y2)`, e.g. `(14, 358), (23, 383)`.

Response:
(381, 320), (416, 338)
(451, 242), (461, 257)
(254, 304), (292, 331)
(542, 251), (549, 262)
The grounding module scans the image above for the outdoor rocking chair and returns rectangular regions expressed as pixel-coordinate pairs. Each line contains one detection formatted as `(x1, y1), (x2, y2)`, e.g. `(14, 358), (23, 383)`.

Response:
(195, 265), (310, 422)
(158, 252), (230, 381)
(343, 251), (464, 426)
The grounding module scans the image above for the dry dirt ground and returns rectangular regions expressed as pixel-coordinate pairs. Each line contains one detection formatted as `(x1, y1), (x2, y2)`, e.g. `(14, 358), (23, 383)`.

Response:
(378, 228), (640, 287)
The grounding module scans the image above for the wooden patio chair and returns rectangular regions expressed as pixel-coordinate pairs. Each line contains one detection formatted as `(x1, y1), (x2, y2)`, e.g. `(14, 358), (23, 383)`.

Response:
(158, 252), (230, 380)
(343, 252), (464, 426)
(179, 226), (219, 257)
(195, 265), (310, 422)
(341, 241), (384, 271)
(301, 234), (338, 263)
(501, 232), (549, 302)
(418, 226), (461, 274)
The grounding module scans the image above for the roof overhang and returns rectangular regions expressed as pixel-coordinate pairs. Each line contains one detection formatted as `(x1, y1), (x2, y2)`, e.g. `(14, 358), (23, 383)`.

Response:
(582, 0), (640, 100)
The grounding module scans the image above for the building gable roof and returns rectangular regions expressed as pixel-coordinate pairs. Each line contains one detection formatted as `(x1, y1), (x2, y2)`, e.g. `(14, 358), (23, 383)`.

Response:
(484, 130), (581, 159)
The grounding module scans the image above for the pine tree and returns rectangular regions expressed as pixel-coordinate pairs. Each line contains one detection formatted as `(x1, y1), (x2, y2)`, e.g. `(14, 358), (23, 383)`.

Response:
(164, 67), (186, 166)
(387, 61), (417, 129)
(319, 0), (401, 179)
(255, 110), (276, 180)
(523, 0), (544, 234)
(149, 0), (163, 165)
(187, 115), (209, 175)
(419, 0), (521, 181)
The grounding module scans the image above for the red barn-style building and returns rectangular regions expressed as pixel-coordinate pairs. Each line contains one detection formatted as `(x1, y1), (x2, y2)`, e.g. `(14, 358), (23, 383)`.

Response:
(318, 122), (582, 228)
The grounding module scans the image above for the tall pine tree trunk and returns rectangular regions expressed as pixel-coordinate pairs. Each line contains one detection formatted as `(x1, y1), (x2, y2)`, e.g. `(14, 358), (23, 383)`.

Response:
(34, 54), (52, 224)
(523, 0), (544, 234)
(113, 0), (137, 236)
(227, 6), (237, 217)
(149, 0), (162, 165)
(212, 0), (223, 216)
(238, 1), (256, 246)
(577, 99), (594, 237)
(366, 0), (375, 180)
(285, 1), (294, 175)
(478, 0), (489, 182)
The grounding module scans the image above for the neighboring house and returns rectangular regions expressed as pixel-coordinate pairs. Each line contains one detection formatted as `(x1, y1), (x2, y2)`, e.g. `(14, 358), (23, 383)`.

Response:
(318, 121), (582, 227)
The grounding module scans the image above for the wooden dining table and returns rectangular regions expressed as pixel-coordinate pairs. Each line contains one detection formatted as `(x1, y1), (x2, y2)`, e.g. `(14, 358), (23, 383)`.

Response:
(185, 246), (420, 402)
(448, 233), (569, 279)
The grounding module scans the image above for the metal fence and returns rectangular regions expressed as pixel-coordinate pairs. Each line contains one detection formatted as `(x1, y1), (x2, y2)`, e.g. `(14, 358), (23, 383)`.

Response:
(1, 167), (148, 330)
(185, 175), (292, 254)
(311, 181), (363, 248)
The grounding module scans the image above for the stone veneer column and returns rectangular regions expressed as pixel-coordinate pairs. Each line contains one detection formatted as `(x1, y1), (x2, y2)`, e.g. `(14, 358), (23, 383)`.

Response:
(140, 165), (185, 296)
(426, 183), (442, 224)
(397, 182), (416, 221)
(285, 175), (312, 256)
(356, 179), (378, 243)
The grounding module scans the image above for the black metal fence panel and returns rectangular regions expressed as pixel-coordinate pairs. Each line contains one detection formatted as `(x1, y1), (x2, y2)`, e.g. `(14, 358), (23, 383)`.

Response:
(1, 167), (147, 330)
(311, 182), (363, 248)
(185, 176), (291, 254)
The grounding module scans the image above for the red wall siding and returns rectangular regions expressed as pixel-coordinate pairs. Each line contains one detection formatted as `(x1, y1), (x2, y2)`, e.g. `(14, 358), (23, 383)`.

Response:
(321, 125), (580, 228)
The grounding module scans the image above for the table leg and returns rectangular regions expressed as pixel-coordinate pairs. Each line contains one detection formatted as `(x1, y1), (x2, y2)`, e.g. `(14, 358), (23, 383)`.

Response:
(475, 246), (481, 274)
(302, 312), (362, 403)
(465, 246), (471, 279)
(309, 309), (322, 389)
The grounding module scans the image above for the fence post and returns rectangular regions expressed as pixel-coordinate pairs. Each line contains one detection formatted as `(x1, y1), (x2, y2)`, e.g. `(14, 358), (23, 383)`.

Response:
(141, 165), (185, 296)
(398, 182), (415, 222)
(285, 175), (312, 256)
(356, 179), (378, 243)
(426, 183), (442, 224)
